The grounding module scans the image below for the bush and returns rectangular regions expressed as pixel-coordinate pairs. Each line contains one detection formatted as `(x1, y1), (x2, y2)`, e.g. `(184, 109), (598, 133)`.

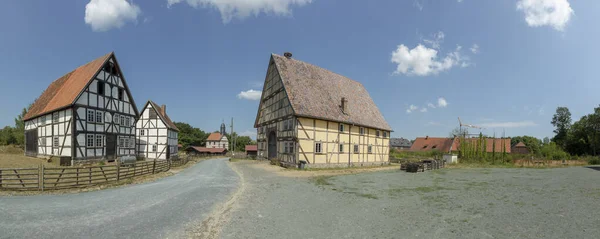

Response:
(269, 158), (280, 165)
(540, 142), (570, 160)
(588, 157), (600, 165)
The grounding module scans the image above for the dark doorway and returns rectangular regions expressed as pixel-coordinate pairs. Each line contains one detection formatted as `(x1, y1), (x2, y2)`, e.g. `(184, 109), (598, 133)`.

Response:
(106, 134), (117, 160)
(166, 145), (171, 160)
(268, 131), (277, 159)
(25, 130), (38, 157)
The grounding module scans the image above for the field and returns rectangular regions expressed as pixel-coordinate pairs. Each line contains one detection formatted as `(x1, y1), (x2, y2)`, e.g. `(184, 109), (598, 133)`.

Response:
(0, 146), (56, 168)
(221, 161), (600, 239)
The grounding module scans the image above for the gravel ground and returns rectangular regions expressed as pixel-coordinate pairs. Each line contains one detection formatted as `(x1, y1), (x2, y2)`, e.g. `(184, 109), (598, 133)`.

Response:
(0, 158), (239, 239)
(221, 161), (600, 239)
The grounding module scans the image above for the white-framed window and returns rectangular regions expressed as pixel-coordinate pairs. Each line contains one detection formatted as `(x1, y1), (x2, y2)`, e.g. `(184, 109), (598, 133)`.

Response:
(339, 123), (344, 132)
(383, 131), (388, 138)
(119, 138), (124, 148)
(359, 127), (364, 135)
(140, 129), (145, 136)
(52, 113), (59, 123)
(354, 144), (359, 153)
(96, 112), (103, 123)
(315, 142), (322, 153)
(87, 135), (94, 147)
(339, 143), (344, 152)
(152, 144), (157, 152)
(53, 136), (59, 147)
(120, 116), (125, 125)
(96, 135), (103, 147)
(87, 110), (95, 122)
(114, 114), (120, 124)
(376, 130), (380, 137)
(368, 145), (373, 154)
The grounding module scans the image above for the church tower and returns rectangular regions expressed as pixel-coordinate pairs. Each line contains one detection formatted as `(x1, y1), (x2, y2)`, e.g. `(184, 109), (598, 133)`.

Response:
(220, 120), (226, 136)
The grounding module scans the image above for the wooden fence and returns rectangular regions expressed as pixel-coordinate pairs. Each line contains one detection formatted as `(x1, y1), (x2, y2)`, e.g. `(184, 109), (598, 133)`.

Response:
(0, 158), (188, 191)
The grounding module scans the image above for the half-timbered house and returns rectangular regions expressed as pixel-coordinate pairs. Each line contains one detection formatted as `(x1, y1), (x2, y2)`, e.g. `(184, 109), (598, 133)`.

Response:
(136, 101), (179, 160)
(254, 52), (392, 168)
(23, 52), (139, 164)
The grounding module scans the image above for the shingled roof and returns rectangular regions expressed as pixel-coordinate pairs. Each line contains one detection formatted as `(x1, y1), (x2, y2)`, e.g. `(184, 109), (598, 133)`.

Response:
(145, 100), (179, 132)
(24, 52), (113, 120)
(410, 137), (455, 153)
(271, 54), (392, 131)
(207, 133), (223, 141)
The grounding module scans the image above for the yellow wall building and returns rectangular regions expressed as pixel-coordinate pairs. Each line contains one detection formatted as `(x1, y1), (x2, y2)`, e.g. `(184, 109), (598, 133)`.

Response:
(255, 52), (392, 168)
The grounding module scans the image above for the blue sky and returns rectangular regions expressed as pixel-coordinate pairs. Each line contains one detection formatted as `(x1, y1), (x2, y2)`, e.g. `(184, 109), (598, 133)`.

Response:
(0, 0), (597, 140)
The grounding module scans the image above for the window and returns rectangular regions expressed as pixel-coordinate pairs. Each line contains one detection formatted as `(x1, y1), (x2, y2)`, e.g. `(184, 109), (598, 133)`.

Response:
(339, 124), (344, 132)
(119, 138), (124, 148)
(283, 120), (288, 131)
(120, 116), (125, 125)
(354, 144), (359, 153)
(359, 127), (364, 135)
(118, 89), (124, 101)
(289, 142), (294, 153)
(96, 135), (103, 147)
(114, 114), (120, 124)
(339, 144), (344, 152)
(53, 113), (59, 123)
(124, 117), (129, 127)
(368, 145), (373, 154)
(383, 131), (388, 138)
(315, 142), (322, 153)
(87, 110), (95, 122)
(87, 135), (94, 147)
(284, 142), (289, 153)
(149, 109), (157, 119)
(96, 112), (103, 123)
(152, 144), (157, 152)
(97, 81), (104, 95)
(140, 129), (145, 136)
(53, 136), (59, 147)
(376, 130), (380, 137)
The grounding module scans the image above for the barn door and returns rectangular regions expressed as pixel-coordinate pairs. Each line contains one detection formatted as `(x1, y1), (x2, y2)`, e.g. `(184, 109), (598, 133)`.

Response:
(268, 131), (277, 159)
(106, 134), (117, 160)
(25, 130), (38, 157)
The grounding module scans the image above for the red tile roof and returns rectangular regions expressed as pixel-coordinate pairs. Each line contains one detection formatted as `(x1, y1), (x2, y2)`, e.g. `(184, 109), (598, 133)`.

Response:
(24, 52), (113, 120)
(147, 100), (179, 131)
(187, 146), (227, 154)
(409, 137), (455, 153)
(207, 133), (223, 141)
(514, 142), (526, 147)
(245, 145), (258, 152)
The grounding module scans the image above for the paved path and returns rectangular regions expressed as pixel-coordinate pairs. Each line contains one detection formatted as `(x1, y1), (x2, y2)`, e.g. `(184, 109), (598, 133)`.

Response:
(0, 158), (239, 239)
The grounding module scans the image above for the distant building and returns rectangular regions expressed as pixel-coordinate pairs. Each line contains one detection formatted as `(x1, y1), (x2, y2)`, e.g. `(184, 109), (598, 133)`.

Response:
(390, 138), (412, 150)
(136, 101), (179, 160)
(185, 146), (227, 156)
(410, 136), (512, 154)
(245, 145), (258, 157)
(206, 132), (229, 150)
(511, 142), (529, 154)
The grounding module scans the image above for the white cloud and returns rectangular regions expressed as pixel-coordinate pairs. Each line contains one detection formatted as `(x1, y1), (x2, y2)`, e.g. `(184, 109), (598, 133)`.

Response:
(479, 121), (538, 128)
(437, 97), (448, 108)
(406, 104), (419, 114)
(237, 89), (262, 100)
(167, 0), (312, 23)
(427, 103), (436, 109)
(516, 0), (574, 31)
(85, 0), (141, 32)
(413, 0), (424, 11)
(470, 44), (479, 54)
(420, 108), (428, 113)
(423, 31), (445, 49)
(391, 44), (469, 76)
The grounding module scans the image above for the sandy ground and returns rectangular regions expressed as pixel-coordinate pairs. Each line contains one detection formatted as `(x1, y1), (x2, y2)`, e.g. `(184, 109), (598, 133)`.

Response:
(220, 160), (600, 239)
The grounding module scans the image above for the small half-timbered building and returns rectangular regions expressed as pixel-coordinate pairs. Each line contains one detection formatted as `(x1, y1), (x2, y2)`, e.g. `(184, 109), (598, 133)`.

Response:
(23, 52), (139, 164)
(136, 101), (179, 160)
(254, 52), (392, 168)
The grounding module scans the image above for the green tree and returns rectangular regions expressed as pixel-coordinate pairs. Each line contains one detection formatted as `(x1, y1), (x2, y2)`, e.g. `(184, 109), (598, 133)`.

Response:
(551, 107), (572, 148)
(511, 136), (542, 156)
(543, 137), (550, 145)
(174, 122), (208, 148)
(0, 126), (17, 145)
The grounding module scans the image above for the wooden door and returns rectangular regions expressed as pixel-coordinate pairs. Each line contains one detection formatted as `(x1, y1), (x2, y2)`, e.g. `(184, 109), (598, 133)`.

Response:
(25, 130), (38, 157)
(268, 131), (277, 159)
(166, 145), (171, 160)
(106, 134), (117, 160)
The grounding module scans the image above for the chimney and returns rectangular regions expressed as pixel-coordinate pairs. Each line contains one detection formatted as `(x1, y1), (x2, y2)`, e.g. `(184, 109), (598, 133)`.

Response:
(284, 52), (293, 58)
(341, 97), (348, 113)
(161, 104), (166, 114)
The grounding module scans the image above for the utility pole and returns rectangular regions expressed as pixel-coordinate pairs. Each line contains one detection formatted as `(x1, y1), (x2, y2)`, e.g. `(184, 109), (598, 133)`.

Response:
(230, 118), (234, 153)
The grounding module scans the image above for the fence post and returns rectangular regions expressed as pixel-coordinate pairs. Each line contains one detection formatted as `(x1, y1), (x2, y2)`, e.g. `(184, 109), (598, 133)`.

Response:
(152, 159), (156, 174)
(40, 165), (44, 192)
(116, 161), (120, 181)
(76, 168), (80, 186)
(0, 169), (3, 188)
(89, 167), (92, 184)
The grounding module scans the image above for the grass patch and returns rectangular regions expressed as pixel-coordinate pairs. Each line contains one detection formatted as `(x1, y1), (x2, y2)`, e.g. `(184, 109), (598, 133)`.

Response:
(312, 176), (334, 186)
(345, 191), (378, 199)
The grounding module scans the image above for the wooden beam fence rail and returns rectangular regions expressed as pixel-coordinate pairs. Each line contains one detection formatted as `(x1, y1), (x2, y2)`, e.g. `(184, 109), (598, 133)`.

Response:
(0, 158), (183, 191)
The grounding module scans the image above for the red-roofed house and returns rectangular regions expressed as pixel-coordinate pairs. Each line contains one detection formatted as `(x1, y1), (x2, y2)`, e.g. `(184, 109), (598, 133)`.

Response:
(410, 136), (512, 154)
(185, 146), (227, 156)
(206, 132), (229, 150)
(245, 145), (258, 157)
(511, 142), (529, 154)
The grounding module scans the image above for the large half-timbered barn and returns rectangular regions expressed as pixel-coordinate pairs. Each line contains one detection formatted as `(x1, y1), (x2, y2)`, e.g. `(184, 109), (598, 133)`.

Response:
(23, 52), (139, 164)
(136, 101), (179, 160)
(254, 52), (392, 168)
